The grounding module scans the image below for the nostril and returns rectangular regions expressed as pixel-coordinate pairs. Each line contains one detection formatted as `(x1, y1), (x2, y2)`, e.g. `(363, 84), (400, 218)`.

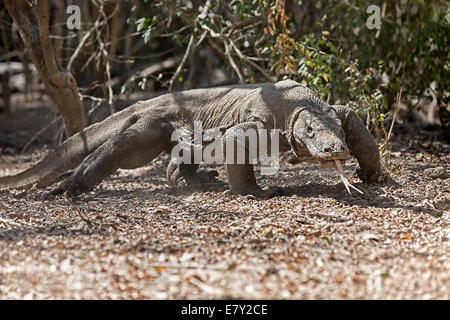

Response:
(341, 145), (346, 152)
(323, 147), (331, 153)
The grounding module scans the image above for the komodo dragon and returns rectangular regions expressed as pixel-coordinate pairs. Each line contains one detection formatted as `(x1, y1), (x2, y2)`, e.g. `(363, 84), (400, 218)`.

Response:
(0, 80), (382, 197)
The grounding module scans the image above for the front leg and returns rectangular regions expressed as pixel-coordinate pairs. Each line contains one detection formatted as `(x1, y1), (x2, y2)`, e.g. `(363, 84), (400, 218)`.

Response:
(222, 122), (282, 198)
(332, 105), (382, 182)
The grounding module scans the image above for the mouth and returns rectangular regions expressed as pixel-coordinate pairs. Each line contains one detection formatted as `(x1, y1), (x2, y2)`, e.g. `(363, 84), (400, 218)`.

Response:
(314, 150), (351, 162)
(292, 143), (350, 164)
(316, 151), (350, 167)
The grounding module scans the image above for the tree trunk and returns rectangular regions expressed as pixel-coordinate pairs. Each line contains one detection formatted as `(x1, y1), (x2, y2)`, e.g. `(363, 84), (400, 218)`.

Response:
(4, 0), (86, 137)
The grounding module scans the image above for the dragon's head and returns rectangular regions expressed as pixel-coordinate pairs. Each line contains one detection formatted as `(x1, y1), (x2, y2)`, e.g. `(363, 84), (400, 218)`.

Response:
(288, 107), (350, 163)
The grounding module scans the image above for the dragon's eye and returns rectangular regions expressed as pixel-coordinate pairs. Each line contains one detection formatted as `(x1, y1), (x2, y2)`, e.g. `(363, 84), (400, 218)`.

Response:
(307, 126), (313, 133)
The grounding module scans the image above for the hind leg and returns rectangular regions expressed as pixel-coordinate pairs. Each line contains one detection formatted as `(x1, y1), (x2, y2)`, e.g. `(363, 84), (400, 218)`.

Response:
(50, 117), (174, 196)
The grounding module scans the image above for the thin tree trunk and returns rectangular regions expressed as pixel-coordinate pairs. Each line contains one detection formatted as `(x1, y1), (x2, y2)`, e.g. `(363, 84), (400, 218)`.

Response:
(4, 0), (86, 137)
(107, 1), (120, 60)
(52, 0), (64, 64)
(22, 54), (32, 102)
(0, 12), (11, 113)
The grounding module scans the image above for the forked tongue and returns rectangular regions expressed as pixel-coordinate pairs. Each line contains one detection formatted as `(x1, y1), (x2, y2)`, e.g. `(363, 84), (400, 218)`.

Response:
(334, 160), (364, 195)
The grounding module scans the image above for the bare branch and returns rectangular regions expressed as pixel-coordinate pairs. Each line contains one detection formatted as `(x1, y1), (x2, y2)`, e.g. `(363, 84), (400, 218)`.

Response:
(21, 116), (62, 154)
(224, 40), (244, 83)
(135, 55), (182, 79)
(168, 0), (211, 91)
(168, 34), (195, 92)
(379, 87), (402, 151)
(228, 39), (273, 82)
(67, 17), (101, 73)
(98, 1), (117, 114)
(67, 2), (119, 73)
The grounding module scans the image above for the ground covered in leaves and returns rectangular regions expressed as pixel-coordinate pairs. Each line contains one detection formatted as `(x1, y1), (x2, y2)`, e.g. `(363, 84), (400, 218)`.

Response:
(0, 129), (449, 299)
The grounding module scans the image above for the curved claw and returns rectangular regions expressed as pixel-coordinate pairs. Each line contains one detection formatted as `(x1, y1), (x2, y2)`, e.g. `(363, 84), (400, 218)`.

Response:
(48, 184), (65, 196)
(357, 167), (383, 183)
(47, 170), (94, 197)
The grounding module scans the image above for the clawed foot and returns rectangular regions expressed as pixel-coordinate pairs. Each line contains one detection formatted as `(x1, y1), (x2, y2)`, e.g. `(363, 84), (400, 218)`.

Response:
(170, 169), (220, 188)
(47, 168), (98, 197)
(48, 180), (93, 197)
(357, 166), (385, 183)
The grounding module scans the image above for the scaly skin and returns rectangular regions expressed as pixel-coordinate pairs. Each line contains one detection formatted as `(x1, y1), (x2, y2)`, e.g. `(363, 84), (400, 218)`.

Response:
(0, 80), (382, 197)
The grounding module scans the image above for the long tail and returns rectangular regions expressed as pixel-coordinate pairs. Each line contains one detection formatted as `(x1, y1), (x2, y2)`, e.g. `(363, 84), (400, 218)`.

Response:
(0, 106), (140, 190)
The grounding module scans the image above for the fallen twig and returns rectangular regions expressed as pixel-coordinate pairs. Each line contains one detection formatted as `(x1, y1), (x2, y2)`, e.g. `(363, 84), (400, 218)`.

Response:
(309, 213), (352, 223)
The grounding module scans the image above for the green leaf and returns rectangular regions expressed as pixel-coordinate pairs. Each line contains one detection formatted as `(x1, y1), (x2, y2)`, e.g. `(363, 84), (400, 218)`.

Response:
(322, 236), (332, 244)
